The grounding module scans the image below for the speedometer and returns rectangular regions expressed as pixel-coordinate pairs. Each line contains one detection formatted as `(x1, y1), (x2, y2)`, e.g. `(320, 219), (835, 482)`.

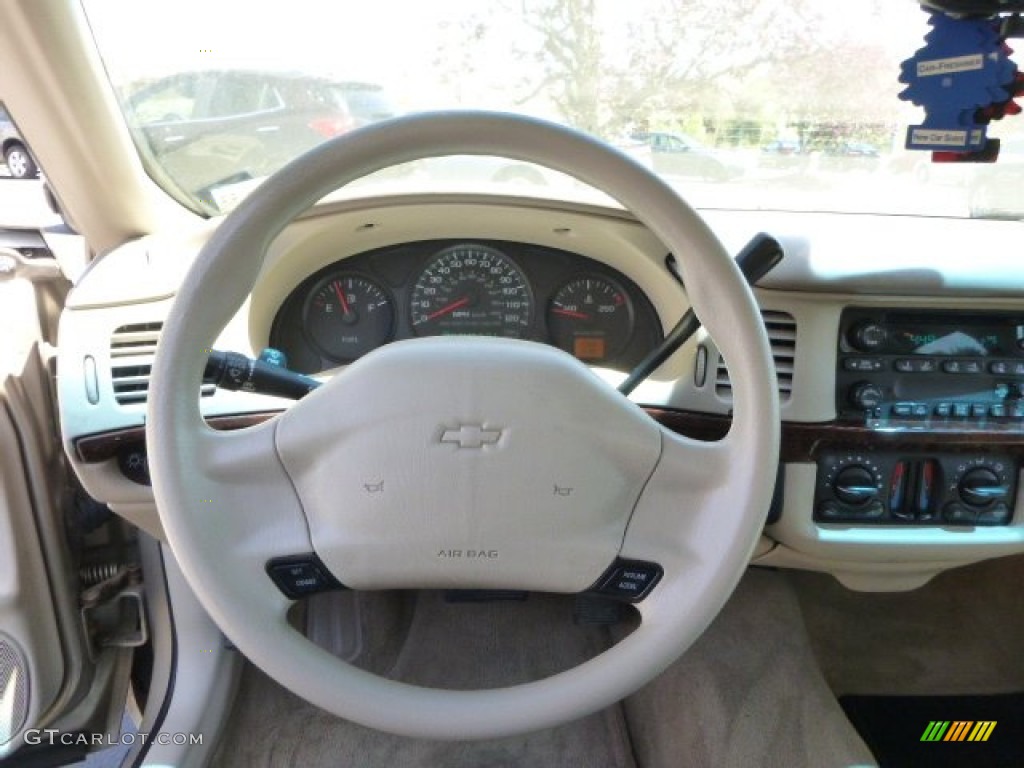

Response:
(410, 244), (533, 337)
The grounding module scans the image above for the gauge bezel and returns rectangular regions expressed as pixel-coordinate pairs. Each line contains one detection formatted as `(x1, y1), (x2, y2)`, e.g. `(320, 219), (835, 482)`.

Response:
(301, 271), (396, 363)
(408, 243), (535, 339)
(546, 272), (636, 363)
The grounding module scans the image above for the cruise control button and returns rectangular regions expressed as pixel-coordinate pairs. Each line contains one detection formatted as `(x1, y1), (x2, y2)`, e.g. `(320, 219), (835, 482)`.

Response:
(266, 555), (344, 599)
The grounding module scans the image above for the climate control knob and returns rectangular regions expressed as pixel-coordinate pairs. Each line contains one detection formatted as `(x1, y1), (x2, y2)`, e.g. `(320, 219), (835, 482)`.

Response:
(833, 465), (879, 506)
(849, 381), (884, 410)
(958, 467), (1008, 507)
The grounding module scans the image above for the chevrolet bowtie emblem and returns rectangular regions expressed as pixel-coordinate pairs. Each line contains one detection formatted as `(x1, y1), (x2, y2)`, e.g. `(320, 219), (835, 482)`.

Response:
(440, 424), (502, 449)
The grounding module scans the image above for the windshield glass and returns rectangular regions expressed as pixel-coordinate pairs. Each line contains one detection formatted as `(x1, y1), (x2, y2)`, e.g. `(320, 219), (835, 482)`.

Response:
(82, 0), (1024, 219)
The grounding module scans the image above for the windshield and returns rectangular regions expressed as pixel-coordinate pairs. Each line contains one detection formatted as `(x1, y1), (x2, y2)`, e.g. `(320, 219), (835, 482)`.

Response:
(82, 0), (1024, 219)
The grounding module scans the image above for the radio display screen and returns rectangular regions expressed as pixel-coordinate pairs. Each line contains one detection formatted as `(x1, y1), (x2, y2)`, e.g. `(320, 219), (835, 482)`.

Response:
(891, 326), (1005, 356)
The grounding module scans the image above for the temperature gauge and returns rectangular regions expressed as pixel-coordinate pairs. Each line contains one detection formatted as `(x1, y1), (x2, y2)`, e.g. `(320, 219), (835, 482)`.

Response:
(547, 275), (634, 363)
(303, 273), (394, 361)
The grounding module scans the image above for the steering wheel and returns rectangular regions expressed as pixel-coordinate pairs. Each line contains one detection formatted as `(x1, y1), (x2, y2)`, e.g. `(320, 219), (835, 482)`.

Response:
(147, 112), (779, 740)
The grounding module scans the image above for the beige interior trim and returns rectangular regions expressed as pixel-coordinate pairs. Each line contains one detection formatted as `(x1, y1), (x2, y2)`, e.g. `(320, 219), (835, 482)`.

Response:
(0, 0), (198, 252)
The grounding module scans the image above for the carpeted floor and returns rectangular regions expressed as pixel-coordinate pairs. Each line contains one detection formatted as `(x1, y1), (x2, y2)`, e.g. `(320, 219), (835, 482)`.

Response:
(211, 569), (877, 768)
(790, 555), (1024, 698)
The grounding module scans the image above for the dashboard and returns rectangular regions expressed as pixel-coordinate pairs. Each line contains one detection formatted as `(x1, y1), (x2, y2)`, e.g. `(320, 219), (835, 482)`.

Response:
(52, 193), (1024, 594)
(269, 239), (662, 374)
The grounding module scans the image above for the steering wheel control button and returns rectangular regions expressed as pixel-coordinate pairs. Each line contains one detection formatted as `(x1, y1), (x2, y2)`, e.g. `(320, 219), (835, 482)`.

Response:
(593, 560), (663, 602)
(266, 555), (345, 600)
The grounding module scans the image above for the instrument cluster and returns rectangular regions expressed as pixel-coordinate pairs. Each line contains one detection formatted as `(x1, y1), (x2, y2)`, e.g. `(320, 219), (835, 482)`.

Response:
(270, 239), (663, 374)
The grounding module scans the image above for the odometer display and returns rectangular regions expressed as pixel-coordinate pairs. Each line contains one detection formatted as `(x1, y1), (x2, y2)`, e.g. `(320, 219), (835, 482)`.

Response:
(410, 244), (533, 337)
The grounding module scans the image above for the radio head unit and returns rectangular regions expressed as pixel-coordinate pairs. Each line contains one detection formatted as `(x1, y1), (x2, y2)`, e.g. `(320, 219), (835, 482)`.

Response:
(836, 308), (1024, 425)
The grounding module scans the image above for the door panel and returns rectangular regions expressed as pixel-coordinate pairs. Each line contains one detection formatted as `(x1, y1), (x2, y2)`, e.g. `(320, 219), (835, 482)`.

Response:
(0, 233), (131, 763)
(0, 347), (69, 755)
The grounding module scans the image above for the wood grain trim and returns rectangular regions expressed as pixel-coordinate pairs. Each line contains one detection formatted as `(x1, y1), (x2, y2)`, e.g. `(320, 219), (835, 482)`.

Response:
(645, 408), (1024, 462)
(74, 407), (1024, 465)
(74, 411), (279, 463)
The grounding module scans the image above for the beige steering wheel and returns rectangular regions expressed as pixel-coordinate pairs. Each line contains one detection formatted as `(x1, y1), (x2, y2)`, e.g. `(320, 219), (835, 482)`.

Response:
(146, 111), (779, 740)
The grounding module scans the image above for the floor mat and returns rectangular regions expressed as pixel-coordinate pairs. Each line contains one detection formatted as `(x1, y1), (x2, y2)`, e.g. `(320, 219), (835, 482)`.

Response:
(211, 592), (636, 768)
(841, 693), (1024, 768)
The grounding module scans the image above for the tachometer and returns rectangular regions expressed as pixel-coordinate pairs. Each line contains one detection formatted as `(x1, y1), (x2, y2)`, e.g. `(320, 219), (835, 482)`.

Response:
(547, 275), (634, 362)
(410, 244), (533, 337)
(304, 273), (394, 361)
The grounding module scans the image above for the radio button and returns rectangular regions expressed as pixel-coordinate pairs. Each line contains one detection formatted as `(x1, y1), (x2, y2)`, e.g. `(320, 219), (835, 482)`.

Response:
(843, 357), (883, 372)
(971, 404), (988, 418)
(894, 358), (937, 373)
(990, 361), (1010, 375)
(892, 403), (913, 417)
(912, 404), (930, 418)
(849, 382), (884, 410)
(1012, 404), (1024, 419)
(991, 404), (1007, 418)
(935, 403), (953, 417)
(953, 403), (971, 418)
(942, 360), (962, 373)
(963, 360), (983, 374)
(1012, 362), (1024, 375)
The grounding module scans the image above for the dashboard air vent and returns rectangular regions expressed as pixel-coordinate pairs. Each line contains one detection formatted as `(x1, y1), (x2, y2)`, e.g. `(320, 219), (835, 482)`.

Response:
(715, 310), (796, 401)
(109, 322), (215, 405)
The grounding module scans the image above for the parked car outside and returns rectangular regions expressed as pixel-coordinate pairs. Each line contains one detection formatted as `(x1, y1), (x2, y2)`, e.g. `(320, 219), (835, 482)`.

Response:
(631, 130), (743, 181)
(968, 134), (1024, 219)
(0, 105), (39, 179)
(760, 138), (807, 171)
(123, 71), (398, 208)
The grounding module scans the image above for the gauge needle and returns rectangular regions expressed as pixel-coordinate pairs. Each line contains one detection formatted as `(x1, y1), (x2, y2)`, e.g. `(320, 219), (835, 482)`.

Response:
(332, 281), (352, 315)
(551, 307), (590, 320)
(425, 296), (470, 321)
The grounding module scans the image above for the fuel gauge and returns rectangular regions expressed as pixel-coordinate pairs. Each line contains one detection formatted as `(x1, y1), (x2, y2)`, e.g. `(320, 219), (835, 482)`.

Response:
(304, 273), (394, 361)
(547, 275), (634, 363)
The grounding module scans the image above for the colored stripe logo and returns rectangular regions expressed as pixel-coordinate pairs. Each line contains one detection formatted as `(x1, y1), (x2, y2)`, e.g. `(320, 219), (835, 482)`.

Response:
(921, 721), (996, 742)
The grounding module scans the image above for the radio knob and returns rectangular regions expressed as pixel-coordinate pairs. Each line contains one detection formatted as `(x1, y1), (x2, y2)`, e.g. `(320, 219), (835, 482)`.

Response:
(833, 465), (879, 505)
(849, 321), (887, 352)
(958, 467), (1008, 507)
(849, 381), (884, 410)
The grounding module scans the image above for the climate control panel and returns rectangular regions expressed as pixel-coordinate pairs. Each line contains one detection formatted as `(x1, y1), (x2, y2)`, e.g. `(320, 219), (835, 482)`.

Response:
(815, 451), (1016, 526)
